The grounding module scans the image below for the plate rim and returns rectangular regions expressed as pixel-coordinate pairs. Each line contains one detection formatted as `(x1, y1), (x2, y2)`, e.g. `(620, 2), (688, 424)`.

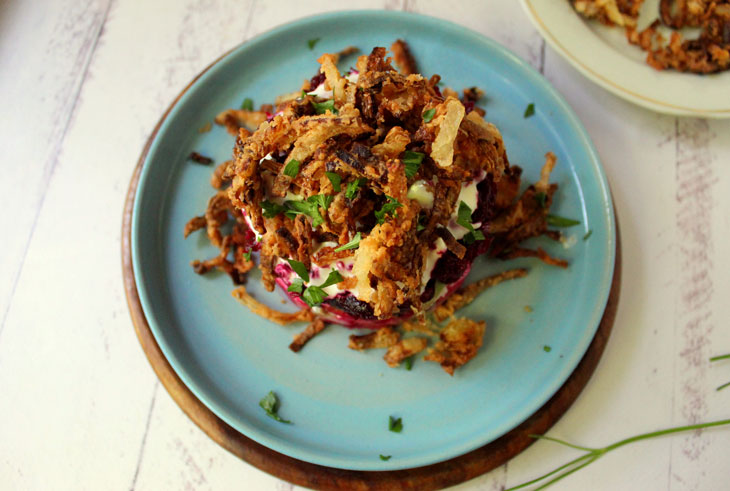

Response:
(128, 9), (617, 472)
(521, 0), (730, 118)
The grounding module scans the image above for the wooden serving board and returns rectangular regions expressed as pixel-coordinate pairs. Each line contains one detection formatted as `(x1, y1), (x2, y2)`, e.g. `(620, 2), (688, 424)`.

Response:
(121, 54), (621, 491)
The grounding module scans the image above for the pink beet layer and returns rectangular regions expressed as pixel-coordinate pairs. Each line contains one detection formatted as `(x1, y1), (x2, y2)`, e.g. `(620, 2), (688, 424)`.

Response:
(273, 262), (472, 329)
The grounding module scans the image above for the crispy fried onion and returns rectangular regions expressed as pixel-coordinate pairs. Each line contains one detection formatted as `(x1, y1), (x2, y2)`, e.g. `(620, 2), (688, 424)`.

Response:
(384, 337), (428, 367)
(433, 268), (528, 322)
(424, 318), (486, 375)
(232, 287), (315, 325)
(348, 326), (400, 350)
(289, 318), (328, 352)
(184, 190), (255, 284)
(487, 152), (567, 267)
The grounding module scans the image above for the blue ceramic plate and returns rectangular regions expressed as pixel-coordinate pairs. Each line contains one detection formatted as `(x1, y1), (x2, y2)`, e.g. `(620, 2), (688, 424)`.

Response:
(132, 10), (615, 471)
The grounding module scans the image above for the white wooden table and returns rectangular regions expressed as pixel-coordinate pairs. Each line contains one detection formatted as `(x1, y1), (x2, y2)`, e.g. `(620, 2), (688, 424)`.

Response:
(1, 1), (729, 489)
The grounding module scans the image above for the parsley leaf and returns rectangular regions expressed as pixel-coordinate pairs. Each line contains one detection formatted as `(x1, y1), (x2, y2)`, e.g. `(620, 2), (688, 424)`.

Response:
(375, 196), (403, 224)
(345, 178), (368, 200)
(380, 455), (392, 461)
(284, 200), (318, 223)
(456, 201), (474, 230)
(287, 258), (310, 283)
(463, 229), (485, 245)
(320, 270), (344, 288)
(288, 278), (304, 294)
(307, 194), (333, 212)
(543, 345), (552, 352)
(261, 200), (286, 218)
(389, 416), (403, 433)
(583, 229), (593, 241)
(283, 159), (301, 178)
(259, 391), (291, 424)
(243, 251), (252, 262)
(241, 97), (254, 111)
(311, 99), (337, 114)
(282, 195), (332, 228)
(302, 286), (326, 306)
(404, 357), (413, 370)
(416, 213), (427, 232)
(334, 232), (361, 252)
(402, 151), (424, 179)
(307, 38), (320, 50)
(535, 192), (547, 208)
(524, 103), (535, 118)
(325, 172), (341, 192)
(422, 108), (436, 123)
(457, 201), (485, 244)
(546, 214), (581, 227)
(298, 271), (343, 307)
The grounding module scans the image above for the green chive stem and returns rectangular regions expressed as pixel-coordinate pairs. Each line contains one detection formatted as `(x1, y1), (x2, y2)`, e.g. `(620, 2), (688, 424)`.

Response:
(506, 419), (730, 490)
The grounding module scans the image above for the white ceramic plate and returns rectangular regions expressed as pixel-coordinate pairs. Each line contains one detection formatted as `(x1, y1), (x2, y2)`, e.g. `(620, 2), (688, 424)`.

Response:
(521, 0), (730, 118)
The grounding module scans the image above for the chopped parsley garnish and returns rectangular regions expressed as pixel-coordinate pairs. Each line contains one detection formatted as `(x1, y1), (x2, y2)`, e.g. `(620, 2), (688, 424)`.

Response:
(422, 108), (436, 123)
(345, 178), (368, 200)
(241, 97), (254, 111)
(546, 214), (581, 227)
(535, 192), (547, 208)
(402, 151), (425, 179)
(583, 229), (593, 241)
(307, 38), (320, 50)
(375, 196), (403, 224)
(287, 258), (310, 283)
(524, 103), (535, 118)
(261, 200), (286, 218)
(300, 89), (307, 99)
(389, 416), (403, 433)
(456, 201), (485, 244)
(307, 194), (333, 212)
(404, 357), (413, 370)
(283, 159), (301, 178)
(243, 251), (252, 262)
(311, 98), (337, 114)
(543, 345), (552, 352)
(259, 391), (291, 424)
(416, 213), (427, 232)
(379, 455), (392, 461)
(282, 195), (333, 227)
(334, 232), (361, 252)
(325, 171), (342, 192)
(288, 278), (304, 294)
(301, 270), (344, 307)
(302, 285), (326, 306)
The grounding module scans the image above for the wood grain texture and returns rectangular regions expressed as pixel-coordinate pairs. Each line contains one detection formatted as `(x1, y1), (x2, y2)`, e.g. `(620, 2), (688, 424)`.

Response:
(121, 54), (621, 489)
(0, 0), (112, 334)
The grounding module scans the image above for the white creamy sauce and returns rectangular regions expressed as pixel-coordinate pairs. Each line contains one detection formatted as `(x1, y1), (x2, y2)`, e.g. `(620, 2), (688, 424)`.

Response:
(345, 71), (359, 83)
(407, 180), (434, 209)
(421, 238), (447, 292)
(307, 82), (333, 99)
(447, 171), (485, 239)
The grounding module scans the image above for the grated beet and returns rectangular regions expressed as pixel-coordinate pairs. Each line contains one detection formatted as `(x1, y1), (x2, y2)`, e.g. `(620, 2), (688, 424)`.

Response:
(324, 293), (376, 319)
(309, 72), (326, 89)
